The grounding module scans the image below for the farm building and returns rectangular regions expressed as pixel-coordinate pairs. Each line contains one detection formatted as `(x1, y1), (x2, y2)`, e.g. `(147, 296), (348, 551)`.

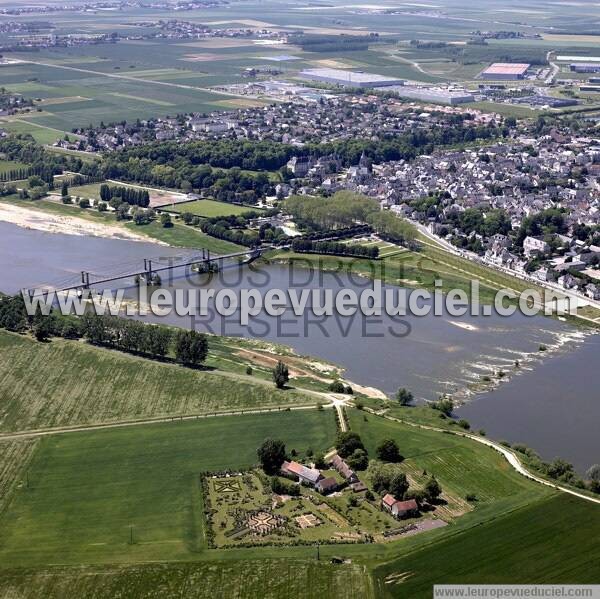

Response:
(382, 495), (419, 518)
(281, 460), (322, 486)
(480, 63), (530, 80)
(330, 454), (359, 483)
(315, 477), (338, 495)
(570, 63), (600, 73)
(299, 67), (404, 88)
(383, 85), (475, 105)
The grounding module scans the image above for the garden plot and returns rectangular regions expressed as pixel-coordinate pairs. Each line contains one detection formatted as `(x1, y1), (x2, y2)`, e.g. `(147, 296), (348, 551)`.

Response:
(203, 469), (432, 548)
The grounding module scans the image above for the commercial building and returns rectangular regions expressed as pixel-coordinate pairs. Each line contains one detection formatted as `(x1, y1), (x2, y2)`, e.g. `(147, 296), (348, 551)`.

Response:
(382, 85), (475, 105)
(480, 63), (530, 80)
(299, 67), (404, 88)
(570, 63), (600, 73)
(557, 55), (600, 62)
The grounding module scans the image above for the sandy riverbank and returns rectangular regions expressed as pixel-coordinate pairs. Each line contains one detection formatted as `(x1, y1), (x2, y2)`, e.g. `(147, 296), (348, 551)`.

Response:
(0, 202), (163, 244)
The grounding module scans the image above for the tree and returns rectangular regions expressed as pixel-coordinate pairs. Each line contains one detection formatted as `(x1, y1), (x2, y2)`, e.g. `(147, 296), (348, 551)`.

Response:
(33, 315), (55, 341)
(174, 330), (208, 366)
(424, 475), (442, 502)
(160, 212), (172, 228)
(389, 472), (409, 499)
(60, 319), (81, 340)
(431, 396), (454, 416)
(395, 388), (413, 406)
(328, 380), (346, 393)
(404, 488), (427, 507)
(257, 439), (286, 475)
(61, 181), (69, 197)
(346, 448), (369, 471)
(272, 360), (289, 389)
(335, 431), (365, 459)
(376, 439), (403, 463)
(586, 464), (600, 483)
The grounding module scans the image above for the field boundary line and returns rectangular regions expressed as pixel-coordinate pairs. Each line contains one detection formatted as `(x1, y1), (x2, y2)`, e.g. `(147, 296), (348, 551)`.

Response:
(0, 402), (332, 442)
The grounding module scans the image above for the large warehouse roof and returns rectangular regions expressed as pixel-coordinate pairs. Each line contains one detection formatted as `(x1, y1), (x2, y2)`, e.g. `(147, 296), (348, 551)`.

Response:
(299, 67), (403, 87)
(481, 63), (530, 76)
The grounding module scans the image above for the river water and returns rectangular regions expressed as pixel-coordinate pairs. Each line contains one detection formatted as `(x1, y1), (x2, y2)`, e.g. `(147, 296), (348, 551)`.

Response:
(1, 221), (598, 472)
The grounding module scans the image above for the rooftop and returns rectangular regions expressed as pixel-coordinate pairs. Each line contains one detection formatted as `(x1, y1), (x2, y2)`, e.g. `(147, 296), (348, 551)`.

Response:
(300, 67), (402, 84)
(482, 63), (530, 75)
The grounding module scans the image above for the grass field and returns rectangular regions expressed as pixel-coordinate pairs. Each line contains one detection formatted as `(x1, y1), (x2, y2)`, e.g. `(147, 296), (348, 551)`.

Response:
(373, 494), (600, 597)
(347, 411), (543, 507)
(124, 220), (244, 253)
(0, 119), (66, 145)
(0, 330), (319, 433)
(168, 199), (261, 218)
(0, 410), (336, 566)
(0, 559), (374, 599)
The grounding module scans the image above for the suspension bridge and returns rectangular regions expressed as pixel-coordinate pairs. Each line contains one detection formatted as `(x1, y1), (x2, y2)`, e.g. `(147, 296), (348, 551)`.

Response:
(23, 246), (270, 298)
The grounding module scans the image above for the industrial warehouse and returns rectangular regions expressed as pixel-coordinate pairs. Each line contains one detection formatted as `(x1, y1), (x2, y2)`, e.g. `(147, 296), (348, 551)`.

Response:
(383, 85), (475, 105)
(299, 67), (404, 88)
(480, 63), (530, 80)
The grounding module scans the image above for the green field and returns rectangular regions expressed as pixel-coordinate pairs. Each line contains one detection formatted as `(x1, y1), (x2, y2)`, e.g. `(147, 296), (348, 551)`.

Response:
(0, 330), (319, 433)
(0, 119), (66, 145)
(373, 494), (600, 597)
(0, 410), (337, 566)
(348, 411), (543, 507)
(0, 560), (373, 599)
(169, 199), (261, 218)
(125, 220), (244, 252)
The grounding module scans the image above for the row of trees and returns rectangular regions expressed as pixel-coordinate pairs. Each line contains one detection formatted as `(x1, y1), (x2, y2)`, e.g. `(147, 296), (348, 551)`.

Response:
(291, 238), (379, 259)
(366, 211), (417, 246)
(81, 314), (208, 366)
(99, 184), (150, 207)
(199, 221), (259, 247)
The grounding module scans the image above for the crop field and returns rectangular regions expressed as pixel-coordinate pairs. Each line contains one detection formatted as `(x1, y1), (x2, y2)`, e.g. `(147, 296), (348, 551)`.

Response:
(168, 199), (261, 218)
(0, 439), (39, 515)
(373, 494), (600, 597)
(0, 410), (336, 566)
(0, 57), (254, 131)
(0, 559), (374, 599)
(0, 330), (319, 433)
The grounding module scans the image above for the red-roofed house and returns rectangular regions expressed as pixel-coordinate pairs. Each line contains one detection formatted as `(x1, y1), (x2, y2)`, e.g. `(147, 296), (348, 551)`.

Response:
(382, 494), (418, 518)
(330, 454), (359, 483)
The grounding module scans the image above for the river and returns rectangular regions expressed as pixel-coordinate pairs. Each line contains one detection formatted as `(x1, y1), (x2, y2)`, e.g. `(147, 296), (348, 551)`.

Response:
(1, 221), (598, 472)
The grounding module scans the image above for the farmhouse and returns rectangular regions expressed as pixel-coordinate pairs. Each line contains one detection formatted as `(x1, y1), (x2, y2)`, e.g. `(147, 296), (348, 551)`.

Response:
(330, 454), (359, 483)
(315, 476), (338, 495)
(382, 494), (419, 518)
(281, 460), (322, 486)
